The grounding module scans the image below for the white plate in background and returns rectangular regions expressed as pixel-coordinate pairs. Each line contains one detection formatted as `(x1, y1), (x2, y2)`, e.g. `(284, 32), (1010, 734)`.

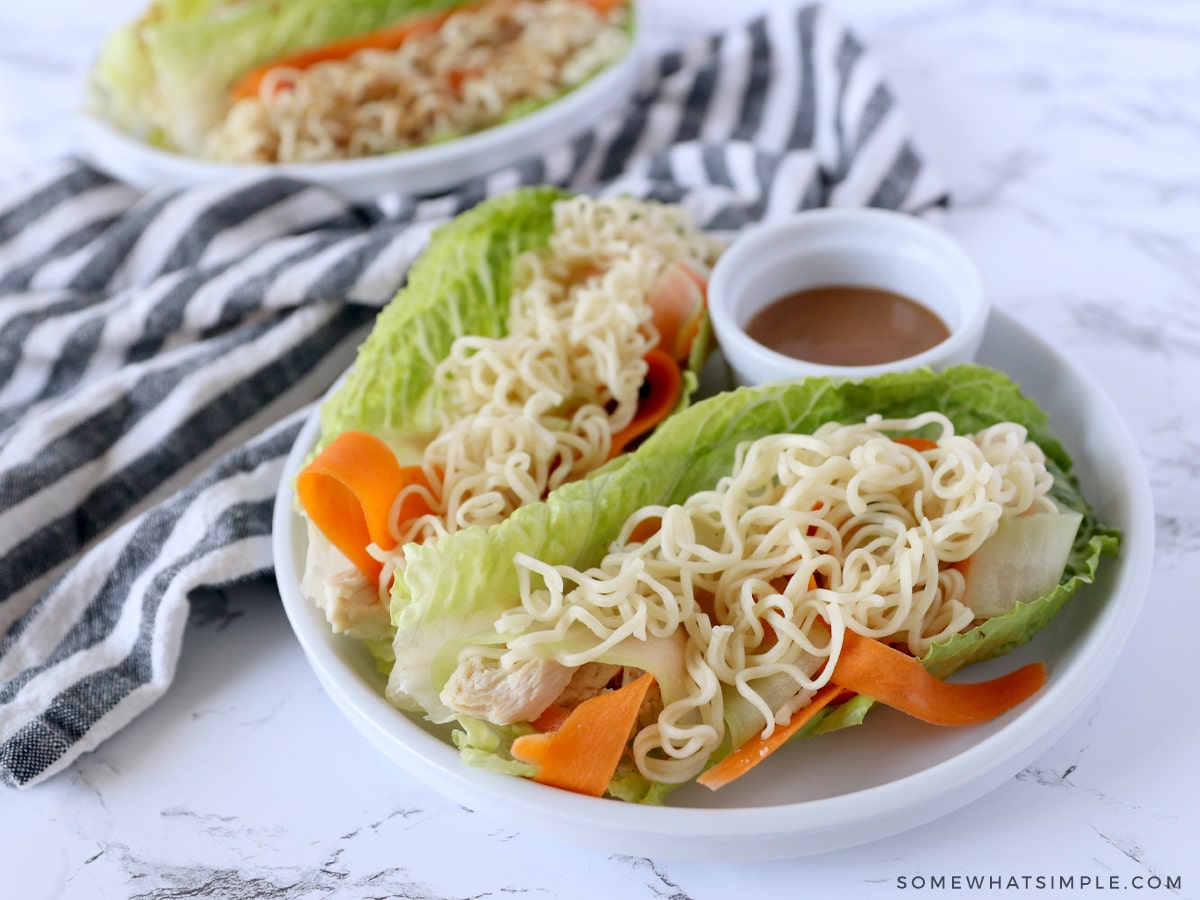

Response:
(271, 309), (1152, 860)
(79, 17), (646, 204)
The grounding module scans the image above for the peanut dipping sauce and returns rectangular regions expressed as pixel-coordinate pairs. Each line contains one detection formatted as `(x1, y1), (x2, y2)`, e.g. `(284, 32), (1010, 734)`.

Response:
(743, 284), (951, 367)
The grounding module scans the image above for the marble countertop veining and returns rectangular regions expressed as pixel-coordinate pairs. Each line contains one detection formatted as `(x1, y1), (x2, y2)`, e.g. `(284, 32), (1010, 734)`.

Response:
(2, 0), (1197, 897)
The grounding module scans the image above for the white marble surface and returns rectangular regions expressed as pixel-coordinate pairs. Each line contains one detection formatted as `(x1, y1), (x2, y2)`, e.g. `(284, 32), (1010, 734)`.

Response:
(1, 0), (1196, 896)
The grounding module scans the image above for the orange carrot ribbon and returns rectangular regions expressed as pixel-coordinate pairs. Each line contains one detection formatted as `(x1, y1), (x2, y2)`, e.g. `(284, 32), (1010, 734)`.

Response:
(893, 436), (939, 452)
(831, 628), (1047, 727)
(295, 430), (434, 584)
(648, 262), (707, 363)
(697, 683), (845, 790)
(609, 349), (683, 459)
(229, 0), (631, 103)
(512, 672), (655, 797)
(699, 629), (1047, 790)
(229, 8), (457, 102)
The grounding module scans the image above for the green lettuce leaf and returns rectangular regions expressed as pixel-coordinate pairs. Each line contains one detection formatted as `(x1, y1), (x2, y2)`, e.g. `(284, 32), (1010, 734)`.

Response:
(90, 0), (471, 152)
(452, 717), (538, 778)
(318, 186), (566, 458)
(393, 364), (1120, 798)
(302, 187), (714, 712)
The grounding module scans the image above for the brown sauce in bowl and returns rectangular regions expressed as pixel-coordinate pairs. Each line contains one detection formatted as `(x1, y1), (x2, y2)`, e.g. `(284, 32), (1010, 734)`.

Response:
(744, 285), (951, 366)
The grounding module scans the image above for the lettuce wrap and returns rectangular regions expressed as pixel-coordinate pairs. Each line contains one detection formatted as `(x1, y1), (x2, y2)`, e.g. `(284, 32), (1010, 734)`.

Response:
(296, 186), (720, 663)
(91, 0), (472, 152)
(89, 0), (634, 159)
(390, 364), (1121, 803)
(316, 185), (714, 457)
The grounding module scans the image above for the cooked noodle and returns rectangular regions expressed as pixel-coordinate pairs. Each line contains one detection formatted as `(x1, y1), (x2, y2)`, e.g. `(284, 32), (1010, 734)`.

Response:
(365, 195), (720, 598)
(206, 0), (630, 163)
(490, 413), (1057, 783)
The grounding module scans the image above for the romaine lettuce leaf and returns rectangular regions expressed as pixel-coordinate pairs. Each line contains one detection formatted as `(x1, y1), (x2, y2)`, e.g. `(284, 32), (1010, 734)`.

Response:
(452, 717), (538, 778)
(393, 364), (1120, 797)
(90, 0), (472, 152)
(318, 186), (566, 456)
(304, 187), (716, 716)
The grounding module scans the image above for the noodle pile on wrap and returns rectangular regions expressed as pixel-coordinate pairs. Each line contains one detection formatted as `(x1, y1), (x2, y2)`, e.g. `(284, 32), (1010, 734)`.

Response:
(390, 364), (1120, 803)
(295, 188), (721, 667)
(90, 0), (633, 161)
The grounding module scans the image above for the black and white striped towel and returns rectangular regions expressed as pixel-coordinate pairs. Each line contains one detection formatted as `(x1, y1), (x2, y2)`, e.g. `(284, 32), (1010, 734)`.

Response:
(0, 4), (947, 787)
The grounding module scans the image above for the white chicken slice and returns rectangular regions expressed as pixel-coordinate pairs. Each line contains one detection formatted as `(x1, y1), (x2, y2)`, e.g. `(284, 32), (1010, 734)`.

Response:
(301, 519), (392, 643)
(440, 655), (577, 725)
(555, 662), (623, 709)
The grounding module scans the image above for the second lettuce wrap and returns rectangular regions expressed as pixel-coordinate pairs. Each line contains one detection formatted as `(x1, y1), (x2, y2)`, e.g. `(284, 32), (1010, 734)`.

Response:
(92, 0), (473, 152)
(391, 364), (1120, 801)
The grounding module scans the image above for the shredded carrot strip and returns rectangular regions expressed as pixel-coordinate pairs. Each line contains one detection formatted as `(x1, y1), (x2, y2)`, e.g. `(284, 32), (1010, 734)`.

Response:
(511, 672), (654, 797)
(627, 516), (662, 544)
(295, 431), (434, 583)
(893, 436), (939, 452)
(529, 703), (572, 734)
(697, 684), (844, 790)
(229, 8), (459, 102)
(609, 349), (683, 459)
(447, 66), (484, 93)
(579, 0), (627, 13)
(831, 628), (1047, 726)
(229, 0), (629, 103)
(698, 627), (1047, 790)
(647, 262), (707, 362)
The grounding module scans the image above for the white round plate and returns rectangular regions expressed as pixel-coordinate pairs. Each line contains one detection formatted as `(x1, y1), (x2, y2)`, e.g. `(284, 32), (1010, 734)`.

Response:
(79, 17), (646, 204)
(271, 309), (1153, 861)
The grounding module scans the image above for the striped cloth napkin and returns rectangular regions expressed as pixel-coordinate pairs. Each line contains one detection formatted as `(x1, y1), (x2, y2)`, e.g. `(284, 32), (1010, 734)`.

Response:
(0, 4), (946, 787)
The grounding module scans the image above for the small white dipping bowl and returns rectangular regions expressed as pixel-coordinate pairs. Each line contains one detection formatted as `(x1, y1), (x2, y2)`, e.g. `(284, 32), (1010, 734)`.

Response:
(708, 208), (988, 386)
